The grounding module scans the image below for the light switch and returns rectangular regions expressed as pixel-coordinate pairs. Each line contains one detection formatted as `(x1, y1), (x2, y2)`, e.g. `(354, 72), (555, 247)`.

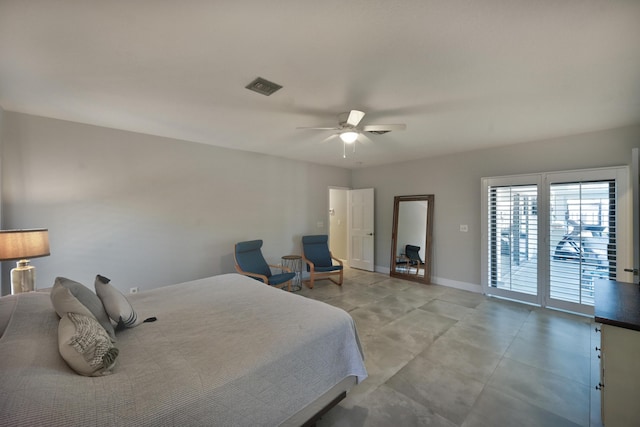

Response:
(460, 224), (468, 232)
(317, 221), (324, 228)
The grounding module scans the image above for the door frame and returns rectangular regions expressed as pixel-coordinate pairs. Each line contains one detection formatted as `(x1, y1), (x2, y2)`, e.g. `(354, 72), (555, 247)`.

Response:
(481, 173), (543, 306)
(544, 166), (631, 314)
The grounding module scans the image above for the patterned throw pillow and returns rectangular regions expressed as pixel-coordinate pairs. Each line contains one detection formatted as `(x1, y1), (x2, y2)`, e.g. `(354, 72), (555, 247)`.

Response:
(58, 312), (119, 376)
(94, 275), (138, 330)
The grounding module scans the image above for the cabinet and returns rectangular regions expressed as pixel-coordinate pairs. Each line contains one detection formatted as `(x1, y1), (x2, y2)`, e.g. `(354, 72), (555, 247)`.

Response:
(595, 279), (640, 426)
(599, 324), (640, 426)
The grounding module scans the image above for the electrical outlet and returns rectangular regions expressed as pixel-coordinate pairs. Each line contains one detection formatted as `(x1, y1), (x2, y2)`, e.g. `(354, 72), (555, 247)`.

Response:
(129, 287), (139, 294)
(460, 224), (469, 232)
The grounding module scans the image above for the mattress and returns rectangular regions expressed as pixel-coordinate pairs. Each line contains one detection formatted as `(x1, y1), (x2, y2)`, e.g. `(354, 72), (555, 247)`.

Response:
(0, 273), (367, 426)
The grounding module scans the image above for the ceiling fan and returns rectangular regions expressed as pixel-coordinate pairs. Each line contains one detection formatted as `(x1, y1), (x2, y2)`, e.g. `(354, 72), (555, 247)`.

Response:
(297, 110), (406, 144)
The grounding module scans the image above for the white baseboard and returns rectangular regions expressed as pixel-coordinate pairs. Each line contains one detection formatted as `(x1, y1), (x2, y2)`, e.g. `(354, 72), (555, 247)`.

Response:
(372, 266), (482, 294)
(375, 266), (390, 274)
(432, 276), (482, 293)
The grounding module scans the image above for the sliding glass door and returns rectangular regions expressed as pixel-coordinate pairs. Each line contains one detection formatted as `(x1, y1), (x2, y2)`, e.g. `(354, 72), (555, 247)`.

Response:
(545, 169), (629, 314)
(483, 174), (541, 305)
(483, 167), (630, 314)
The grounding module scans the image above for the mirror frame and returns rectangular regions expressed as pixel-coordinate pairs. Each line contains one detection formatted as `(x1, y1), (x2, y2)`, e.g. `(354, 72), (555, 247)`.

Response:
(390, 194), (434, 284)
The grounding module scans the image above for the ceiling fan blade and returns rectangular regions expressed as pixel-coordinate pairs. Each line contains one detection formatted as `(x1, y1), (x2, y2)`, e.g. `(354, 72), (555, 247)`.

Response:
(296, 126), (340, 130)
(362, 124), (407, 133)
(346, 110), (365, 127)
(357, 132), (373, 145)
(321, 134), (340, 143)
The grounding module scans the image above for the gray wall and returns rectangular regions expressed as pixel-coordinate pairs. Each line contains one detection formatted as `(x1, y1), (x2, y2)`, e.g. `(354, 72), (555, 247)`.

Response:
(2, 110), (639, 296)
(353, 125), (640, 291)
(0, 112), (351, 295)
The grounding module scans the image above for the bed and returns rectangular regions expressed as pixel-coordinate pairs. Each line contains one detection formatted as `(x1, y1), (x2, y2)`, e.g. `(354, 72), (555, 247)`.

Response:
(0, 273), (367, 426)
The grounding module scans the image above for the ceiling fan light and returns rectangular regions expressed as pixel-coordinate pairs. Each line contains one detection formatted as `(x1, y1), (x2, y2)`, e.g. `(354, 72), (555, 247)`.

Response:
(339, 131), (358, 144)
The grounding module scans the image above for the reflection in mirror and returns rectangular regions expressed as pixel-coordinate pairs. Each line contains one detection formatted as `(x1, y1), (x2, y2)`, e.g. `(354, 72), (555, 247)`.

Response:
(396, 202), (427, 277)
(390, 195), (434, 284)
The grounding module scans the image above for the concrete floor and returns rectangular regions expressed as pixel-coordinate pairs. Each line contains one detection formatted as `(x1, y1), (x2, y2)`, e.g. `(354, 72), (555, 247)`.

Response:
(296, 267), (602, 427)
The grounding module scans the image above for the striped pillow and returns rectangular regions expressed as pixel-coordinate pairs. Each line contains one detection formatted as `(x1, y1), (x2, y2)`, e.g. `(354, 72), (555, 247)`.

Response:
(94, 275), (137, 330)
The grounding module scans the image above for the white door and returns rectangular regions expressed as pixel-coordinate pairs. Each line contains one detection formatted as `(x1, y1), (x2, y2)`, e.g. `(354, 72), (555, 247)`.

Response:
(631, 148), (639, 280)
(348, 188), (375, 271)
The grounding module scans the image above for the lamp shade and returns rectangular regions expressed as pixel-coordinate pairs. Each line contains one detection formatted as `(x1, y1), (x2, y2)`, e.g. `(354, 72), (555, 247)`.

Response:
(0, 229), (50, 261)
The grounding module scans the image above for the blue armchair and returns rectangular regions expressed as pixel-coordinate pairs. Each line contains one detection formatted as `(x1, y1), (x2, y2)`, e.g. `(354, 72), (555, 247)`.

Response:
(301, 235), (343, 289)
(234, 240), (295, 291)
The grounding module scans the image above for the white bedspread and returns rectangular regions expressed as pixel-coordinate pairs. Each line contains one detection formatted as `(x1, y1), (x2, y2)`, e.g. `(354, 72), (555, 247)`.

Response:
(0, 273), (367, 426)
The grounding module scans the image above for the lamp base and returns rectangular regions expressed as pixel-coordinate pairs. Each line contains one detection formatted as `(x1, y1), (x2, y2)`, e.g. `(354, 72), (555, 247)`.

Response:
(11, 260), (36, 294)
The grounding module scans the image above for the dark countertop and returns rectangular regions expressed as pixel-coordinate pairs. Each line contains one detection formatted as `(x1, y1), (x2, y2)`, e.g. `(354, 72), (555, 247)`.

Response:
(595, 279), (640, 332)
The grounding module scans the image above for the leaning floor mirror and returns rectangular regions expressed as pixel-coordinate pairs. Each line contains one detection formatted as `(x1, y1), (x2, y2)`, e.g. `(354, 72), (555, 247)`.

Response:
(390, 195), (434, 284)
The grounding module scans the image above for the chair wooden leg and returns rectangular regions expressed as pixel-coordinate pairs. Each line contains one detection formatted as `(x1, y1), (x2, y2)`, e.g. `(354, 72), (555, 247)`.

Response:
(327, 271), (343, 286)
(306, 274), (315, 289)
(307, 270), (345, 287)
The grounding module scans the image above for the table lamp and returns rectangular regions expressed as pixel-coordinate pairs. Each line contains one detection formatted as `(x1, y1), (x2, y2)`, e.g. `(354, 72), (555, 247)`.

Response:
(0, 229), (50, 294)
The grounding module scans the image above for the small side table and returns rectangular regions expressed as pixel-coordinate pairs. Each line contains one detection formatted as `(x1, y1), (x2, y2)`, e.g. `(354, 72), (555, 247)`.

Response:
(281, 255), (302, 292)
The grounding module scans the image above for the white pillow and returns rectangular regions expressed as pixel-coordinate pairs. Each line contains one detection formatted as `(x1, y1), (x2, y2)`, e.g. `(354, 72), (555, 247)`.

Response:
(52, 278), (116, 341)
(58, 312), (119, 376)
(94, 275), (138, 329)
(50, 283), (96, 320)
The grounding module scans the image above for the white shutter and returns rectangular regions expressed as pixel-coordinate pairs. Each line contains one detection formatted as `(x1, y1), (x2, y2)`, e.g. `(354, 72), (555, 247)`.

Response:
(488, 184), (538, 296)
(549, 180), (616, 306)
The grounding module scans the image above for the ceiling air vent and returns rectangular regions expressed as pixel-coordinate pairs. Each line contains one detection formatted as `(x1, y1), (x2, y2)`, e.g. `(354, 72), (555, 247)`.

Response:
(245, 77), (282, 96)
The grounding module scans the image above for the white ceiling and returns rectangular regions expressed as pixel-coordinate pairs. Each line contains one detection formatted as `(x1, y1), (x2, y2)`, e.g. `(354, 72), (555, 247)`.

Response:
(1, 0), (639, 169)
